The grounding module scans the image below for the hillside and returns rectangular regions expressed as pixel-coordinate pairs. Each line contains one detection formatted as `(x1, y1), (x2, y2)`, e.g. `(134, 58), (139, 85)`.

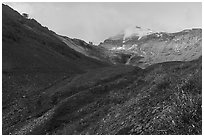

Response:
(2, 4), (109, 72)
(2, 4), (109, 135)
(57, 35), (113, 64)
(4, 57), (202, 135)
(99, 26), (202, 68)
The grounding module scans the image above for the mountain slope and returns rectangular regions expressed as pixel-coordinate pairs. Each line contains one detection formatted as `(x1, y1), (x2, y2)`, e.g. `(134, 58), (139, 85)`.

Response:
(2, 4), (109, 135)
(2, 4), (108, 73)
(57, 35), (113, 64)
(99, 26), (202, 68)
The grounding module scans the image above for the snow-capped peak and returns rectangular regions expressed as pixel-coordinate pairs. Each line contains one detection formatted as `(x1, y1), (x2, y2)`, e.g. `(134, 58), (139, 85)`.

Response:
(123, 25), (156, 40)
(108, 25), (159, 41)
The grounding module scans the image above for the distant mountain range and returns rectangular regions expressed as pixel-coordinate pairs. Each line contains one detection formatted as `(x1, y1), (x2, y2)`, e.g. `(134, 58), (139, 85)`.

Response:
(56, 24), (202, 68)
(99, 26), (201, 68)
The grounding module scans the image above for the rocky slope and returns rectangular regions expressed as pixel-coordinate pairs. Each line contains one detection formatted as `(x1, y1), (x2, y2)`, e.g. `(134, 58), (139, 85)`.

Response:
(99, 26), (202, 68)
(57, 35), (114, 64)
(2, 4), (109, 135)
(5, 57), (202, 135)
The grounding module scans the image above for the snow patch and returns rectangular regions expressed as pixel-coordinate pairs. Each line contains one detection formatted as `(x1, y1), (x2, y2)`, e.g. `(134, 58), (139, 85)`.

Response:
(156, 33), (163, 37)
(123, 26), (156, 40)
(128, 44), (138, 50)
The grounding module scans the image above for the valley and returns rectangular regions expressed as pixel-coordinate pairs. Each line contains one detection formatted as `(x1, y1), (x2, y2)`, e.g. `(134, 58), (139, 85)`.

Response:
(2, 4), (202, 135)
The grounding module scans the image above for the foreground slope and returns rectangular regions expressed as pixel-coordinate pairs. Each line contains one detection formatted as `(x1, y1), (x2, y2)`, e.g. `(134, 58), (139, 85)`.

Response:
(6, 57), (201, 135)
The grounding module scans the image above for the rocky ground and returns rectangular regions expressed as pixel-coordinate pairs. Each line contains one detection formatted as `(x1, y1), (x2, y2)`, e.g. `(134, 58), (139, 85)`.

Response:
(3, 58), (201, 135)
(99, 27), (202, 68)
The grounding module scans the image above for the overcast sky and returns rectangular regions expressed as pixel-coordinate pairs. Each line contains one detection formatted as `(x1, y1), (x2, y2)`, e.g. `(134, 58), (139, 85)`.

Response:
(5, 2), (202, 44)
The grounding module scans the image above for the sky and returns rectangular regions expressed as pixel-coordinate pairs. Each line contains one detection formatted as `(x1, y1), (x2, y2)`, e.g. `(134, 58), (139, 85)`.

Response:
(5, 2), (202, 44)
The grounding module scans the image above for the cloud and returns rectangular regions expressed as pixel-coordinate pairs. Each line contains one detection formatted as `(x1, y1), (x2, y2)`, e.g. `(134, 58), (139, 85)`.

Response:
(5, 2), (202, 44)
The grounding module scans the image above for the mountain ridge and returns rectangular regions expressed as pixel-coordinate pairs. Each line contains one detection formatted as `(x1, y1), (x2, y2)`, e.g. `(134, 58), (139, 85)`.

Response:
(2, 4), (109, 73)
(108, 25), (157, 41)
(99, 27), (201, 68)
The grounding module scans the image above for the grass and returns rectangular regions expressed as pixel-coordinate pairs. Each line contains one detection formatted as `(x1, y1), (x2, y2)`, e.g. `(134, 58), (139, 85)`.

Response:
(3, 55), (201, 135)
(27, 57), (200, 135)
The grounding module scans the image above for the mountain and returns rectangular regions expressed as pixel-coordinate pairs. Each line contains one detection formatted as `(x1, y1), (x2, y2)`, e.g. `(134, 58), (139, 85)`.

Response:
(57, 35), (114, 64)
(110, 26), (156, 41)
(99, 26), (202, 68)
(2, 4), (202, 135)
(2, 4), (109, 73)
(100, 26), (156, 50)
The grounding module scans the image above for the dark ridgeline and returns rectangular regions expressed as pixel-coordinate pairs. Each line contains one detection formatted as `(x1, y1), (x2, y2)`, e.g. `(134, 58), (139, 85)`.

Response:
(2, 4), (202, 135)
